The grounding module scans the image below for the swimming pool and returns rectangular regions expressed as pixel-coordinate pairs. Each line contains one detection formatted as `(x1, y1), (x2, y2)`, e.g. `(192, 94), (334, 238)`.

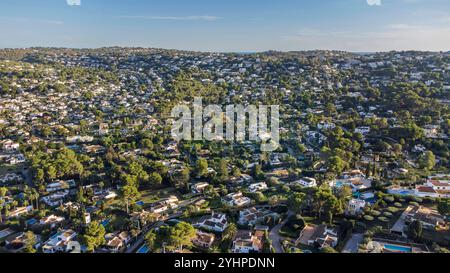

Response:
(100, 219), (111, 227)
(388, 189), (414, 196)
(333, 180), (346, 188)
(26, 219), (38, 226)
(137, 245), (149, 254)
(136, 201), (145, 206)
(384, 244), (412, 253)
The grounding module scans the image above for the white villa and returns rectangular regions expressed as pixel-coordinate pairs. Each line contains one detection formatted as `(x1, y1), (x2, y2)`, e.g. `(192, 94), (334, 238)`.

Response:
(222, 192), (252, 207)
(345, 199), (366, 216)
(191, 182), (210, 194)
(248, 182), (268, 193)
(42, 229), (78, 253)
(194, 212), (229, 233)
(292, 177), (317, 188)
(232, 230), (264, 253)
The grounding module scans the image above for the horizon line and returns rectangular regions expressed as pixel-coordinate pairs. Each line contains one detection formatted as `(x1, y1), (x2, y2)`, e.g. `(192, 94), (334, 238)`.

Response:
(0, 46), (449, 55)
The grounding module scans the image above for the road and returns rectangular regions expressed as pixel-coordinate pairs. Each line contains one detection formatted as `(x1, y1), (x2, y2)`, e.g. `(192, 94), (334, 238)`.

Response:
(342, 233), (364, 253)
(125, 196), (202, 253)
(269, 210), (294, 253)
(126, 221), (164, 253)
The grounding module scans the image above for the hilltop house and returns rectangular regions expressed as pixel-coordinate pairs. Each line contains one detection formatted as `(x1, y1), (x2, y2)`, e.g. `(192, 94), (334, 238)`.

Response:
(149, 196), (179, 214)
(46, 180), (76, 193)
(194, 212), (229, 233)
(238, 207), (279, 226)
(345, 199), (367, 216)
(292, 177), (317, 188)
(296, 224), (338, 249)
(0, 173), (23, 185)
(192, 230), (215, 249)
(40, 215), (65, 228)
(232, 230), (265, 253)
(222, 192), (252, 207)
(248, 182), (268, 193)
(1, 139), (20, 152)
(404, 205), (446, 230)
(42, 229), (78, 253)
(191, 182), (210, 194)
(105, 232), (130, 253)
(414, 175), (450, 199)
(4, 232), (41, 252)
(8, 206), (33, 219)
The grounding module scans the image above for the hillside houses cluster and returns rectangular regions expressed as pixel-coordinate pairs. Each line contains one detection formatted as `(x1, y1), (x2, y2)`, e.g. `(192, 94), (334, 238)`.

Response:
(0, 48), (449, 254)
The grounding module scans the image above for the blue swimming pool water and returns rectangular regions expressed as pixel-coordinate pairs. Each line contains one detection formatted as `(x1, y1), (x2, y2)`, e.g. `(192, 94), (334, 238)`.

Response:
(26, 219), (37, 225)
(384, 244), (412, 253)
(137, 245), (149, 254)
(334, 181), (345, 188)
(100, 219), (111, 227)
(136, 201), (145, 206)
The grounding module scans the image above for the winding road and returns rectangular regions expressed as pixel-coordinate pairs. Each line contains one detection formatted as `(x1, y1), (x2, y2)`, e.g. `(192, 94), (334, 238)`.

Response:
(269, 210), (295, 253)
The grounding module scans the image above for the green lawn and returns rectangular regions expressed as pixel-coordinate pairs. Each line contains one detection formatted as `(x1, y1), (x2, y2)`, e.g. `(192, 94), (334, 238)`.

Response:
(302, 216), (325, 226)
(107, 187), (180, 208)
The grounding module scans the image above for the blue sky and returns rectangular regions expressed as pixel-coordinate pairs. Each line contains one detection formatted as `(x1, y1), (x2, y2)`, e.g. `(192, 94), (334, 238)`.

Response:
(0, 0), (449, 52)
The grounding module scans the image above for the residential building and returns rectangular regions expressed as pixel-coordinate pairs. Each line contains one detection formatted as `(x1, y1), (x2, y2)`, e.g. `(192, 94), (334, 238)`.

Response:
(192, 230), (215, 249)
(194, 212), (228, 233)
(42, 229), (78, 253)
(232, 230), (265, 253)
(345, 199), (366, 216)
(222, 192), (252, 207)
(248, 182), (268, 193)
(292, 177), (317, 188)
(296, 224), (338, 249)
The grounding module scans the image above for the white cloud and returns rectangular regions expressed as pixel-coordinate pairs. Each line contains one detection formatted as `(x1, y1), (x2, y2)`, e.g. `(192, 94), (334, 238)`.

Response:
(367, 0), (382, 6)
(116, 15), (220, 21)
(387, 24), (414, 30)
(0, 16), (63, 25)
(66, 0), (81, 6)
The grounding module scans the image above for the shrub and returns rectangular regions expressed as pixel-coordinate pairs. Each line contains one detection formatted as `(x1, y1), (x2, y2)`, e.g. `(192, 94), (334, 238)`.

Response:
(364, 215), (374, 221)
(356, 221), (367, 229)
(394, 202), (403, 208)
(371, 210), (381, 217)
(383, 212), (393, 218)
(378, 217), (389, 223)
(387, 207), (398, 213)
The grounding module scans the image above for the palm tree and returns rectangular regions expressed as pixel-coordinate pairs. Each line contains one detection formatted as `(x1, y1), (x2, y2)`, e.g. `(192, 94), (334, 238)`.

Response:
(0, 199), (4, 224)
(145, 231), (157, 249)
(0, 187), (7, 223)
(222, 223), (237, 242)
(30, 189), (40, 210)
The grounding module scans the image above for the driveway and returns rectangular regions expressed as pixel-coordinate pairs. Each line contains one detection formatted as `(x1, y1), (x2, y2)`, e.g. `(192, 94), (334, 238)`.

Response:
(269, 210), (294, 253)
(342, 233), (364, 253)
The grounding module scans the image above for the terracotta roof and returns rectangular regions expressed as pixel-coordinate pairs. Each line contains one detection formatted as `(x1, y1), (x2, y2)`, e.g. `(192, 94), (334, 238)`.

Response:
(416, 186), (436, 193)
